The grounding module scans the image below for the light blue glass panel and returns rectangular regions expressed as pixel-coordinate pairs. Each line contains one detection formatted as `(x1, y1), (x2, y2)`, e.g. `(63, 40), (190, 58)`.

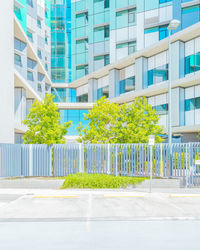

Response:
(182, 5), (200, 29)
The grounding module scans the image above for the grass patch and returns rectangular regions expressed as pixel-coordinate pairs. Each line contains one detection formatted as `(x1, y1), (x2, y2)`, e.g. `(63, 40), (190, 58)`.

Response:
(61, 173), (147, 189)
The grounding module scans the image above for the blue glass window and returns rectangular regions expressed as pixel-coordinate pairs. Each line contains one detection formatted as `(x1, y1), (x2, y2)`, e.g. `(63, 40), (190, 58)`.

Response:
(14, 54), (22, 67)
(27, 58), (37, 69)
(27, 31), (33, 42)
(185, 97), (200, 111)
(37, 19), (41, 28)
(159, 25), (169, 40)
(97, 85), (109, 100)
(185, 99), (195, 111)
(182, 5), (200, 29)
(27, 71), (34, 81)
(185, 53), (200, 75)
(27, 0), (33, 7)
(59, 109), (89, 136)
(77, 94), (88, 102)
(37, 49), (42, 59)
(51, 88), (77, 103)
(104, 0), (109, 8)
(115, 76), (135, 97)
(159, 0), (172, 3)
(153, 104), (168, 115)
(146, 64), (168, 87)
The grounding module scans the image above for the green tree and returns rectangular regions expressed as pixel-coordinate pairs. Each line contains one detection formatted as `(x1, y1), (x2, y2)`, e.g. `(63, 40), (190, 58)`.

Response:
(23, 94), (71, 145)
(77, 96), (163, 144)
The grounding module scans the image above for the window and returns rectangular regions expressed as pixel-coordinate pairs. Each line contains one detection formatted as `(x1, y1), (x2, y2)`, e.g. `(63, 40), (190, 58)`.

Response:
(14, 5), (21, 18)
(185, 97), (200, 111)
(116, 41), (136, 55)
(159, 0), (172, 3)
(153, 104), (168, 115)
(27, 0), (33, 7)
(51, 68), (65, 81)
(59, 109), (89, 136)
(37, 19), (41, 28)
(147, 64), (168, 86)
(51, 88), (76, 103)
(76, 65), (88, 78)
(14, 38), (26, 52)
(115, 76), (135, 97)
(104, 25), (109, 38)
(77, 94), (88, 103)
(45, 36), (48, 45)
(159, 25), (168, 40)
(94, 54), (110, 66)
(27, 58), (37, 69)
(97, 85), (109, 100)
(128, 42), (136, 54)
(76, 12), (88, 27)
(185, 53), (200, 75)
(37, 84), (42, 92)
(38, 72), (45, 82)
(37, 49), (42, 59)
(104, 0), (109, 8)
(45, 63), (48, 71)
(128, 8), (136, 24)
(45, 83), (50, 92)
(14, 54), (22, 66)
(27, 71), (34, 81)
(27, 31), (33, 41)
(104, 54), (110, 66)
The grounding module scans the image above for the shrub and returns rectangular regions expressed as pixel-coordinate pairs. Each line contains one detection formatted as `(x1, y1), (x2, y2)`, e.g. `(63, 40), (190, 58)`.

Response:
(62, 173), (147, 189)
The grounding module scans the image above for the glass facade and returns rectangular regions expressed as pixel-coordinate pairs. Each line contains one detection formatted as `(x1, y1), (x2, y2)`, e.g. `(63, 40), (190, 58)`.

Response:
(182, 5), (200, 30)
(115, 76), (135, 97)
(146, 64), (168, 87)
(59, 109), (89, 135)
(185, 53), (200, 75)
(77, 94), (88, 102)
(51, 0), (72, 83)
(185, 97), (200, 111)
(97, 85), (109, 100)
(52, 88), (76, 103)
(153, 104), (168, 115)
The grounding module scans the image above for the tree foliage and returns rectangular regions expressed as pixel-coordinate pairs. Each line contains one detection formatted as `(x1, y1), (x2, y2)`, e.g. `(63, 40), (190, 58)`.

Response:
(23, 94), (71, 145)
(77, 96), (164, 144)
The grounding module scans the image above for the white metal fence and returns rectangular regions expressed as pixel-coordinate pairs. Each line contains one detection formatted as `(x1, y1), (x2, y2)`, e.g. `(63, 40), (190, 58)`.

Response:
(0, 143), (200, 180)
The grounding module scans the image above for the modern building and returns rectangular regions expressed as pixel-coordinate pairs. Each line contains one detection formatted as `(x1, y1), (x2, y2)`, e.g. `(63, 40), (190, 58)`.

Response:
(0, 0), (200, 144)
(57, 0), (200, 142)
(0, 0), (52, 144)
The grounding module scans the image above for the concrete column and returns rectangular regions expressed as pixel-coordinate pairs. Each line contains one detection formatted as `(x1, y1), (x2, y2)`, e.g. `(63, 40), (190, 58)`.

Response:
(0, 2), (14, 143)
(135, 57), (148, 91)
(88, 78), (98, 102)
(171, 87), (185, 127)
(171, 41), (185, 80)
(14, 88), (27, 124)
(109, 69), (120, 99)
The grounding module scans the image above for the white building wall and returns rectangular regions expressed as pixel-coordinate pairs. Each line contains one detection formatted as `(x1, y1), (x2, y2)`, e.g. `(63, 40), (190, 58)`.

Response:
(0, 2), (14, 143)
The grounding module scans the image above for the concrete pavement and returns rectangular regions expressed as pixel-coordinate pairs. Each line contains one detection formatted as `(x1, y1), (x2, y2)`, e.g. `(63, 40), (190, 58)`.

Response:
(0, 220), (200, 250)
(0, 188), (200, 219)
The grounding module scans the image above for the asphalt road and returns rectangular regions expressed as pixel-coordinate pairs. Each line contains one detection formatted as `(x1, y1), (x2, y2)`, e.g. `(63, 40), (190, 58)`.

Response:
(0, 220), (199, 250)
(0, 188), (200, 249)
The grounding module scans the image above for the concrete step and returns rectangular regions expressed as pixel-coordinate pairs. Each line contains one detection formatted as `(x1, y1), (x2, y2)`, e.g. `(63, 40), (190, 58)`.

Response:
(0, 178), (65, 189)
(137, 178), (182, 188)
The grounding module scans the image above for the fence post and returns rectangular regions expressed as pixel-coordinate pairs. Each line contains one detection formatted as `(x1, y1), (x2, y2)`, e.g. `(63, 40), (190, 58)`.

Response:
(29, 144), (33, 176)
(107, 144), (110, 175)
(49, 145), (52, 177)
(116, 145), (118, 176)
(79, 144), (84, 173)
(160, 144), (163, 177)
